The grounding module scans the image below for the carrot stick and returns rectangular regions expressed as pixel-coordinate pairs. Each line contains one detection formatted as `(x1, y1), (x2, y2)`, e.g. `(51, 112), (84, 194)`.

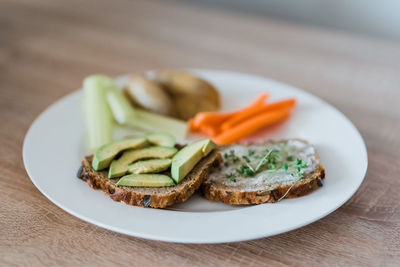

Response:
(199, 125), (219, 137)
(191, 92), (268, 129)
(221, 98), (296, 131)
(189, 118), (220, 136)
(213, 108), (291, 144)
(192, 112), (233, 129)
(188, 119), (198, 132)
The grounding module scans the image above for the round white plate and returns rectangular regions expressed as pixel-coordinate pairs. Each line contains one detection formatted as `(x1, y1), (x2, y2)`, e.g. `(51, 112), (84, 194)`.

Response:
(23, 69), (367, 243)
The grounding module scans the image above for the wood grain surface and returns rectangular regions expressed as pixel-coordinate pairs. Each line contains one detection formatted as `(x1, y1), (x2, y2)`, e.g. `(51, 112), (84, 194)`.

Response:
(1, 0), (399, 266)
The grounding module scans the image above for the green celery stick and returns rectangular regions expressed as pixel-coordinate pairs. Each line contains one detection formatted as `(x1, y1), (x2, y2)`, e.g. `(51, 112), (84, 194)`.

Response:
(83, 75), (115, 151)
(106, 90), (187, 140)
(127, 109), (187, 140)
(106, 89), (136, 124)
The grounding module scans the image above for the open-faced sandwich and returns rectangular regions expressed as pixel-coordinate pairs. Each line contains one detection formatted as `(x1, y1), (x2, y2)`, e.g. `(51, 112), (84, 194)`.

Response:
(202, 139), (325, 204)
(78, 133), (222, 208)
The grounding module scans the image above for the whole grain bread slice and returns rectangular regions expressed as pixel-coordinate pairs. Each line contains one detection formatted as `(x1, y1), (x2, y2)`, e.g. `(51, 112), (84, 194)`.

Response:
(78, 149), (222, 208)
(201, 140), (325, 205)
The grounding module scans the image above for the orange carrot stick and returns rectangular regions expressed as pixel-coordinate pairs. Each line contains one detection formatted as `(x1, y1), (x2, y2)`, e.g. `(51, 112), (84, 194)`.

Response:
(199, 125), (219, 137)
(213, 108), (291, 144)
(192, 92), (268, 129)
(189, 118), (220, 136)
(188, 119), (198, 132)
(192, 112), (233, 129)
(221, 98), (296, 131)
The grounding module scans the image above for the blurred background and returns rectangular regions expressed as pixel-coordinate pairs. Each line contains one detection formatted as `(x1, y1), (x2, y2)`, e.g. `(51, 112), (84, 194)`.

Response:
(2, 0), (400, 130)
(185, 0), (400, 40)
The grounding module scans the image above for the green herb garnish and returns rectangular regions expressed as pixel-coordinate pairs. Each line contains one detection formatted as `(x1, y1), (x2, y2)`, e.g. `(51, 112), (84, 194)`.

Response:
(222, 146), (309, 181)
(295, 158), (308, 168)
(227, 150), (240, 163)
(281, 162), (288, 171)
(225, 172), (237, 182)
(239, 164), (255, 177)
(255, 147), (280, 172)
(224, 150), (240, 166)
(293, 158), (307, 178)
(242, 155), (251, 163)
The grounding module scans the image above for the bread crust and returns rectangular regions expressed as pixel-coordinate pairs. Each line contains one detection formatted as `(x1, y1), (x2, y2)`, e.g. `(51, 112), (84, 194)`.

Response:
(78, 150), (222, 208)
(201, 140), (326, 205)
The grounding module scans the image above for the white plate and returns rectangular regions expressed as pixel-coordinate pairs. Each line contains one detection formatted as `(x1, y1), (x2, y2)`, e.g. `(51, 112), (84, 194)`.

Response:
(23, 69), (367, 243)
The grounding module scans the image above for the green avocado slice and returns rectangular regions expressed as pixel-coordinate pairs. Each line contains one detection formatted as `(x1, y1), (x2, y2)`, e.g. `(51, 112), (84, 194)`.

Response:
(128, 158), (172, 174)
(92, 137), (148, 171)
(108, 146), (177, 178)
(171, 138), (216, 183)
(116, 174), (175, 187)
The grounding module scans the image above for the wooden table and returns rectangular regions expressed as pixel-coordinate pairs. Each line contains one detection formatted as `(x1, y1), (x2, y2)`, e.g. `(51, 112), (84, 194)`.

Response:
(1, 0), (399, 265)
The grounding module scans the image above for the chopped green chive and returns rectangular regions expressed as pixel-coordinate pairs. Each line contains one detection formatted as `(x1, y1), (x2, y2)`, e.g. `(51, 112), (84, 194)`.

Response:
(225, 172), (237, 182)
(242, 155), (251, 163)
(295, 158), (307, 168)
(281, 162), (288, 171)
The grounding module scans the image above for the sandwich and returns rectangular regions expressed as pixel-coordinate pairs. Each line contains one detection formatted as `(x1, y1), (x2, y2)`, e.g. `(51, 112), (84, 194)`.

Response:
(78, 133), (222, 208)
(201, 139), (325, 204)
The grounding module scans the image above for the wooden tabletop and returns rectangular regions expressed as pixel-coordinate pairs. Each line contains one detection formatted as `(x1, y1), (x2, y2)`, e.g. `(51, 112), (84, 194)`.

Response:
(1, 0), (399, 265)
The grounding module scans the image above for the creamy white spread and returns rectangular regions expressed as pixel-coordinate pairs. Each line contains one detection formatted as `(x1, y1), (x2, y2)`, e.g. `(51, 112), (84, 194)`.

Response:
(208, 140), (319, 191)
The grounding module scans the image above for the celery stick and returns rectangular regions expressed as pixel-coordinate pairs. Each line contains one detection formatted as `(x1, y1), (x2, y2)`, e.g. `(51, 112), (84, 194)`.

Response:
(106, 90), (187, 140)
(128, 109), (188, 140)
(106, 89), (136, 124)
(83, 75), (115, 151)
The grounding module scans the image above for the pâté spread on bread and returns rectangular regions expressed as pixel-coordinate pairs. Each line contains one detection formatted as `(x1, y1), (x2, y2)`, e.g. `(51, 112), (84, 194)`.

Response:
(202, 139), (325, 204)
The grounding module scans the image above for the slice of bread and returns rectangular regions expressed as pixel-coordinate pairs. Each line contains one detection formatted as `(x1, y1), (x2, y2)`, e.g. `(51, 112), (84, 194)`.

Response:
(201, 139), (325, 204)
(78, 149), (222, 208)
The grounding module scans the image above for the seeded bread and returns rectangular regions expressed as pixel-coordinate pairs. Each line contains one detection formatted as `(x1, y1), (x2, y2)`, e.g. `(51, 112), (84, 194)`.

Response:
(78, 149), (222, 208)
(201, 140), (325, 204)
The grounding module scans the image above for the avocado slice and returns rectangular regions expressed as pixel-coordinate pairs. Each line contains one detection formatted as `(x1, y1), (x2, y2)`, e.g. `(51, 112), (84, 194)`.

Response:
(171, 138), (216, 183)
(116, 174), (175, 187)
(146, 132), (176, 147)
(92, 137), (148, 171)
(128, 158), (172, 174)
(108, 146), (178, 178)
